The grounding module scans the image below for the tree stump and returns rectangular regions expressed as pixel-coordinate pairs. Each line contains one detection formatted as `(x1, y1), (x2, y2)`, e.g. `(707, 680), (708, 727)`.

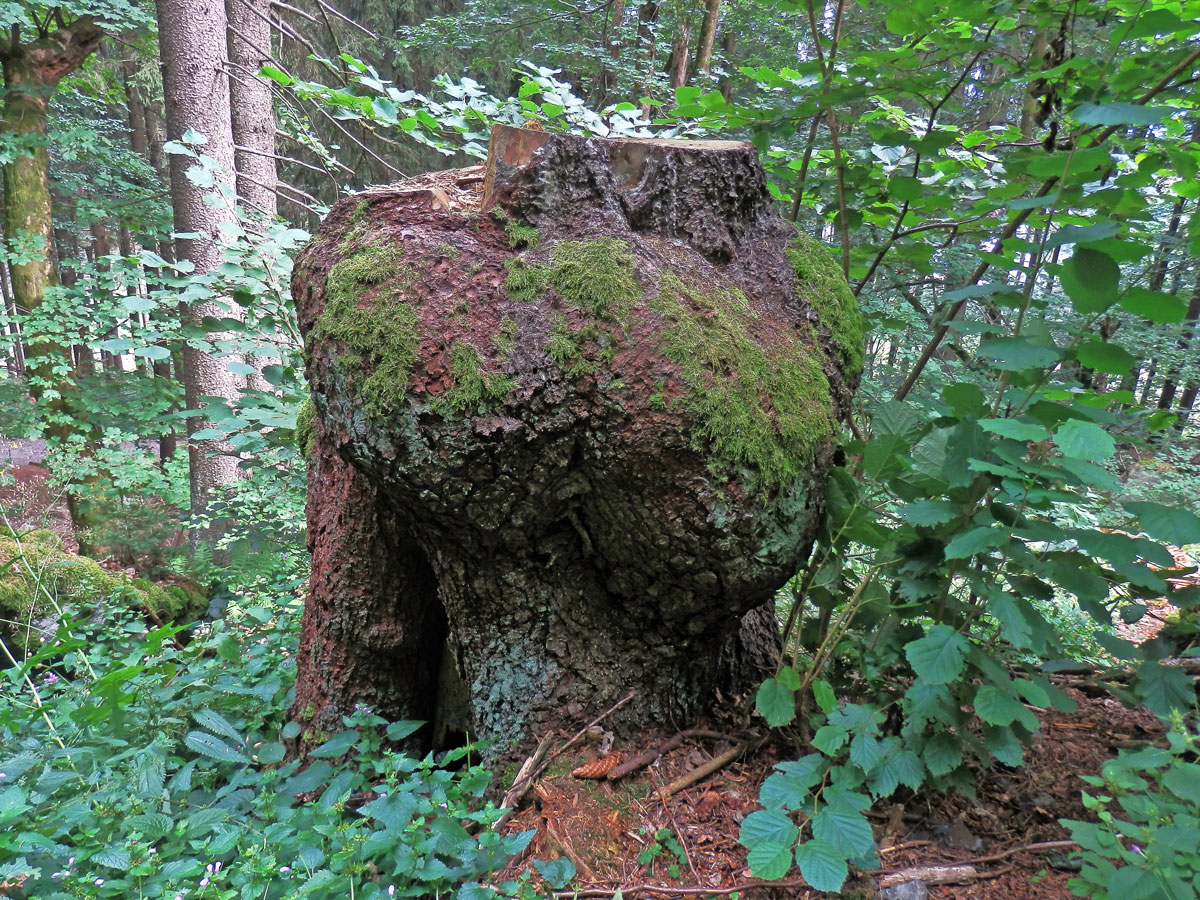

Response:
(290, 124), (862, 757)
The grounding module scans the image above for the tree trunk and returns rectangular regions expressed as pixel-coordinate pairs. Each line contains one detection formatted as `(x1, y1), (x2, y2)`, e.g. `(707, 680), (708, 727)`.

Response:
(666, 19), (690, 89)
(1156, 271), (1200, 411)
(226, 0), (277, 218)
(0, 17), (103, 411)
(156, 0), (245, 540)
(693, 0), (721, 77)
(291, 126), (862, 758)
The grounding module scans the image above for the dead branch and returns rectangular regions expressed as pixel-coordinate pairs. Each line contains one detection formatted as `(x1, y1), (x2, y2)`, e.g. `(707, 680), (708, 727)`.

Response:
(879, 865), (978, 887)
(657, 734), (767, 800)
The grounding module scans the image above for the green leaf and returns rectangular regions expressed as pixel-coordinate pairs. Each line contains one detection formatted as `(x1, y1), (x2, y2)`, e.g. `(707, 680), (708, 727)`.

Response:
(974, 686), (1039, 730)
(91, 849), (132, 871)
(184, 730), (249, 764)
(747, 842), (795, 880)
(1124, 501), (1200, 546)
(740, 809), (800, 849)
(945, 526), (1008, 560)
(905, 625), (969, 685)
(532, 857), (576, 889)
(1061, 248), (1120, 314)
(942, 382), (986, 417)
(983, 724), (1024, 766)
(812, 679), (836, 714)
(756, 677), (796, 727)
(896, 500), (957, 526)
(1076, 342), (1136, 375)
(794, 840), (848, 893)
(849, 733), (882, 773)
(1119, 287), (1188, 323)
(776, 665), (802, 690)
(812, 803), (875, 857)
(126, 812), (174, 841)
(359, 791), (418, 830)
(1046, 223), (1120, 247)
(923, 733), (963, 777)
(1133, 660), (1194, 717)
(1162, 763), (1200, 804)
(1053, 420), (1115, 460)
(133, 345), (171, 360)
(309, 729), (361, 758)
(977, 337), (1059, 371)
(192, 709), (241, 743)
(979, 419), (1050, 441)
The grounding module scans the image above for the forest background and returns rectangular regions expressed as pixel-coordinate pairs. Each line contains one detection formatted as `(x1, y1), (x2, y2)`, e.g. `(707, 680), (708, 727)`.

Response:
(2, 0), (1200, 898)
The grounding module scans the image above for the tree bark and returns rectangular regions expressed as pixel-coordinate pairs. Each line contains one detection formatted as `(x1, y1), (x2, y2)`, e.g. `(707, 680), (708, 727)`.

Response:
(292, 127), (861, 758)
(693, 0), (721, 77)
(1156, 270), (1200, 412)
(156, 0), (245, 539)
(0, 16), (103, 410)
(226, 0), (277, 218)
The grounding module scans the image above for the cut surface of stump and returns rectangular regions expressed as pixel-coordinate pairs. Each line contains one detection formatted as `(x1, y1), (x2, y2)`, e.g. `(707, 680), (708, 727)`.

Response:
(290, 125), (863, 758)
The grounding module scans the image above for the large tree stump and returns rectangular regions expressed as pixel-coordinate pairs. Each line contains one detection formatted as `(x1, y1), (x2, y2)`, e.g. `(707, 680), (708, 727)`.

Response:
(290, 125), (862, 756)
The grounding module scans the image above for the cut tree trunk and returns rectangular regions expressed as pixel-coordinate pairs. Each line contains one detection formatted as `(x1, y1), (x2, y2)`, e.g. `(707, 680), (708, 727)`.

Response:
(290, 125), (862, 758)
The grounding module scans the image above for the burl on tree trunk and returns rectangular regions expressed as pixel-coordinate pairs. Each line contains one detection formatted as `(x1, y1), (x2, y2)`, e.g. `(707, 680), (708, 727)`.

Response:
(290, 125), (863, 756)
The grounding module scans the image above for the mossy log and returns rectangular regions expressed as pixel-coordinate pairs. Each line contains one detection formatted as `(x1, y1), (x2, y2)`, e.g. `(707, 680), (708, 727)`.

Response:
(291, 125), (862, 758)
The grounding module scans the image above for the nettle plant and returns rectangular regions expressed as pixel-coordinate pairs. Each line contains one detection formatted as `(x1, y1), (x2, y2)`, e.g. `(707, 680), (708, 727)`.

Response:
(736, 154), (1200, 895)
(0, 596), (538, 900)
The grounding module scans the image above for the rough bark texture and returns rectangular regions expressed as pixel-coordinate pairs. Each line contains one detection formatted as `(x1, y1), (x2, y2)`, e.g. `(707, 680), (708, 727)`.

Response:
(291, 126), (862, 758)
(156, 0), (245, 528)
(0, 17), (103, 399)
(226, 0), (277, 218)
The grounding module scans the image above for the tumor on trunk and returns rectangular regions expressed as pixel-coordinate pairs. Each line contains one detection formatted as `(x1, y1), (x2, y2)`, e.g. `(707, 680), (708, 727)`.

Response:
(290, 125), (862, 759)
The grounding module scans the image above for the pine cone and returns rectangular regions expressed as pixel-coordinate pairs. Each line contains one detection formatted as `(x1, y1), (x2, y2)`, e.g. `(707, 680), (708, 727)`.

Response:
(571, 754), (620, 779)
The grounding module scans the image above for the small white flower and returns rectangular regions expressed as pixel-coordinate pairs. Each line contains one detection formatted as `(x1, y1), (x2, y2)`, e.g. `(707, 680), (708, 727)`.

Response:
(388, 886), (396, 898)
(200, 877), (210, 888)
(213, 861), (221, 873)
(279, 866), (291, 874)
(68, 857), (75, 866)
(148, 846), (156, 854)
(94, 878), (105, 886)
(206, 864), (214, 874)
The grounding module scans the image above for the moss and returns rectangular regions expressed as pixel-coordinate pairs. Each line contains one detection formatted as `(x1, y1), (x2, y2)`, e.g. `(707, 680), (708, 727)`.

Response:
(131, 578), (207, 621)
(314, 243), (420, 420)
(547, 238), (642, 319)
(429, 342), (515, 414)
(342, 198), (370, 248)
(301, 704), (316, 722)
(787, 232), (865, 374)
(546, 315), (600, 376)
(0, 531), (202, 625)
(295, 396), (317, 460)
(436, 242), (461, 259)
(653, 275), (834, 489)
(504, 257), (550, 302)
(492, 208), (539, 249)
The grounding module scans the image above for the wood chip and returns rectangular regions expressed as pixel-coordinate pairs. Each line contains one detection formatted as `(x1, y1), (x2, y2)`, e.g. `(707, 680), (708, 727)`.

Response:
(879, 864), (979, 887)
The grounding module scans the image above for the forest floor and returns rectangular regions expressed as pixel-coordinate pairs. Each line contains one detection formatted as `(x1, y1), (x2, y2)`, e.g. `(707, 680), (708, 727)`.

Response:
(0, 438), (1181, 899)
(498, 692), (1166, 899)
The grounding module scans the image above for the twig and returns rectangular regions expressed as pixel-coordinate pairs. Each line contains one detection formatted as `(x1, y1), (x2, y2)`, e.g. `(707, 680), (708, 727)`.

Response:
(491, 732), (555, 832)
(608, 733), (683, 780)
(552, 878), (813, 898)
(657, 734), (767, 800)
(879, 839), (933, 853)
(544, 690), (635, 766)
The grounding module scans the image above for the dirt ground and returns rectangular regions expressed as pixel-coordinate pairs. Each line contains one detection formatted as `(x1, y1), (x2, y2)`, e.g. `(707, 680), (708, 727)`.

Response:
(494, 689), (1166, 899)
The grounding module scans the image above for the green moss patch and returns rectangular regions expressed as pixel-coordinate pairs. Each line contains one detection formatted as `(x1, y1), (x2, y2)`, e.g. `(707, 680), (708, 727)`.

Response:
(314, 243), (419, 420)
(0, 528), (204, 625)
(429, 342), (515, 414)
(503, 238), (642, 376)
(492, 208), (540, 249)
(295, 396), (316, 459)
(787, 232), (864, 374)
(653, 275), (834, 489)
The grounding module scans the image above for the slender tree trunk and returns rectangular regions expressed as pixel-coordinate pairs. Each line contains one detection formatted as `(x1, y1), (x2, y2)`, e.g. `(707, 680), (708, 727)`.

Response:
(157, 0), (246, 545)
(1157, 270), (1200, 410)
(226, 0), (277, 218)
(693, 0), (721, 77)
(718, 29), (735, 101)
(666, 19), (690, 89)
